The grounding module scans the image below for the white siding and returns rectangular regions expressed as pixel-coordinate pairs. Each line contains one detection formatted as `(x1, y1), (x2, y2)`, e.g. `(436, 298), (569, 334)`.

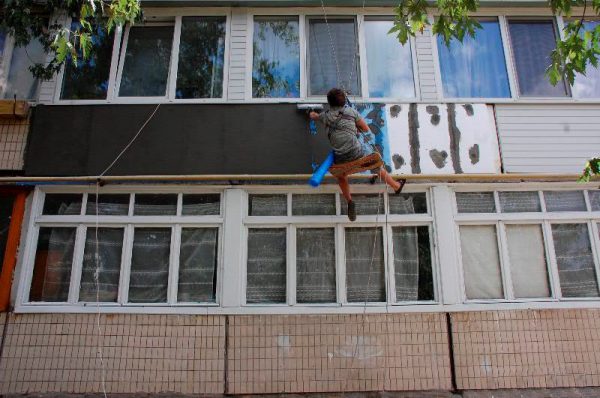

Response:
(415, 27), (439, 101)
(496, 104), (600, 174)
(227, 9), (249, 101)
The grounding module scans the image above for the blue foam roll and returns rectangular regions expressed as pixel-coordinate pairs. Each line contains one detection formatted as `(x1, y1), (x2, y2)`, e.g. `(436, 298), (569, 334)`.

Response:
(309, 151), (335, 187)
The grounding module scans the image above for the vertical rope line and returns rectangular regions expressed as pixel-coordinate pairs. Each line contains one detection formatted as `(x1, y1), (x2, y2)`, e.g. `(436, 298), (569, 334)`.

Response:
(94, 182), (108, 398)
(319, 0), (344, 91)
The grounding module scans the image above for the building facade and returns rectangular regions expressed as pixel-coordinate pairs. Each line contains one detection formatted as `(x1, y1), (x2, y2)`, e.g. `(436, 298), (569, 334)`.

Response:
(0, 0), (600, 394)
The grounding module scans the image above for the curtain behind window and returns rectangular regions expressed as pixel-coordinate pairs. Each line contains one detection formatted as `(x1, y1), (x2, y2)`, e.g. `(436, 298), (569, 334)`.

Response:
(460, 225), (504, 299)
(345, 228), (385, 302)
(129, 228), (171, 303)
(437, 19), (510, 98)
(80, 228), (124, 302)
(552, 223), (599, 297)
(508, 20), (568, 97)
(296, 228), (336, 303)
(309, 18), (360, 96)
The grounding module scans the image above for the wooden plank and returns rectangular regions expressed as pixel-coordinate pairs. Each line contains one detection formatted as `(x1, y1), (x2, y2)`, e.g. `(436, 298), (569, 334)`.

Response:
(0, 100), (29, 119)
(0, 191), (27, 311)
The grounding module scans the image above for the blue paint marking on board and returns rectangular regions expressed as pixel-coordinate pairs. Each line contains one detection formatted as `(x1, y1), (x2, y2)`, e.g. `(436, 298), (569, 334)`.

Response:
(355, 103), (391, 172)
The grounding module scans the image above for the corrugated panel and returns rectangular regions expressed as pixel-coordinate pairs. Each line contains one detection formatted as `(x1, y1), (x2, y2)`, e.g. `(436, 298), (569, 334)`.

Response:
(227, 9), (248, 101)
(415, 28), (439, 101)
(496, 104), (600, 174)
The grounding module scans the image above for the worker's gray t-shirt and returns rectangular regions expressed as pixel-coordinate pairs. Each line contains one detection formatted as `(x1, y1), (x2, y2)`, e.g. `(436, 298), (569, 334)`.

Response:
(319, 106), (364, 163)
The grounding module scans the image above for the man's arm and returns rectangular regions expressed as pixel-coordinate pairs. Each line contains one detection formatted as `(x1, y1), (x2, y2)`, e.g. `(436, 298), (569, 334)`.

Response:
(356, 118), (370, 133)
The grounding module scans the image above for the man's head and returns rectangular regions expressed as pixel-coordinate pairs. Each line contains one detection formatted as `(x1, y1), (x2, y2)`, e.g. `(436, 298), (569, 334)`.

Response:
(327, 88), (346, 107)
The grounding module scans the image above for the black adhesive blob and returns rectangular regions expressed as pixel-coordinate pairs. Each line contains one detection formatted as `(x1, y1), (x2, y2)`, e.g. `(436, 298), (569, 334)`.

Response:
(429, 149), (448, 169)
(431, 114), (440, 126)
(392, 154), (405, 170)
(426, 105), (439, 115)
(462, 104), (474, 116)
(469, 144), (480, 165)
(390, 105), (402, 118)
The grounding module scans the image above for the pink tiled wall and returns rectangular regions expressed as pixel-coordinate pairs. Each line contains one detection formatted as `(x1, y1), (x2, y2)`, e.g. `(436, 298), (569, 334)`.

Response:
(0, 314), (225, 394)
(227, 313), (451, 394)
(1, 310), (600, 394)
(452, 309), (600, 390)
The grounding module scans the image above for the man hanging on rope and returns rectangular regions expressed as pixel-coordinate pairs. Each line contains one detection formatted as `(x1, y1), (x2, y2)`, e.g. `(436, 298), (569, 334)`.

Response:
(310, 88), (405, 221)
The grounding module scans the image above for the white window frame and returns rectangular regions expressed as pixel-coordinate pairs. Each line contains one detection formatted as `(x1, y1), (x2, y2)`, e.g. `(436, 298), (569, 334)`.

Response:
(16, 186), (225, 311)
(54, 8), (231, 105)
(241, 186), (437, 307)
(454, 187), (600, 304)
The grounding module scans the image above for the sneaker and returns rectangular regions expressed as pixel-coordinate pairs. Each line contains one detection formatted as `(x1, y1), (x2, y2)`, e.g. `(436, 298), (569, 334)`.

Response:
(347, 200), (357, 222)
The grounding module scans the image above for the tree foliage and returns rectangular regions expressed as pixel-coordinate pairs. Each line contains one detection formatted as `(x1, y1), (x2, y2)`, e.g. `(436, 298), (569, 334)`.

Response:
(1, 0), (141, 79)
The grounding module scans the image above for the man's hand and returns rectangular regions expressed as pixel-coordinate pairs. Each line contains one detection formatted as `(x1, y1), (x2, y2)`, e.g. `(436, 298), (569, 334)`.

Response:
(309, 111), (320, 121)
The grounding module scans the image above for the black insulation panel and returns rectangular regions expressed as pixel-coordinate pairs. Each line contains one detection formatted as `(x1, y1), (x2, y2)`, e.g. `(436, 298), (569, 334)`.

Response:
(25, 104), (330, 176)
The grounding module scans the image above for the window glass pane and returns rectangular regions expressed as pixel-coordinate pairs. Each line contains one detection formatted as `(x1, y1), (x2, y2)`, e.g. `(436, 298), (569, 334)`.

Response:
(182, 194), (220, 215)
(29, 227), (76, 302)
(43, 194), (82, 215)
(460, 225), (503, 299)
(129, 228), (171, 303)
(0, 30), (5, 59)
(134, 194), (177, 216)
(552, 223), (599, 298)
(86, 194), (130, 216)
(389, 193), (428, 214)
(60, 22), (115, 100)
(178, 228), (218, 302)
(176, 16), (226, 99)
(296, 228), (336, 303)
(246, 228), (286, 304)
(499, 191), (541, 213)
(309, 18), (360, 96)
(119, 26), (173, 97)
(506, 224), (550, 298)
(345, 228), (385, 302)
(292, 194), (336, 215)
(573, 21), (600, 98)
(364, 19), (415, 98)
(544, 191), (587, 212)
(456, 192), (496, 213)
(437, 19), (510, 98)
(3, 38), (46, 100)
(392, 226), (434, 301)
(249, 194), (287, 216)
(341, 194), (384, 216)
(508, 20), (568, 97)
(79, 228), (123, 302)
(252, 16), (300, 98)
(590, 190), (600, 211)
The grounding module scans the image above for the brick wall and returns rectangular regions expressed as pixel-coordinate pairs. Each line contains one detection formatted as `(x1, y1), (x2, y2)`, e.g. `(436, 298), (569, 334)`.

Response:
(0, 117), (28, 171)
(452, 309), (600, 390)
(1, 310), (600, 394)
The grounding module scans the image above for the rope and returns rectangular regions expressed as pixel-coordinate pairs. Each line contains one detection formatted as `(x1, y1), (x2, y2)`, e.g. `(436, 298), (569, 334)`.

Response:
(91, 102), (161, 398)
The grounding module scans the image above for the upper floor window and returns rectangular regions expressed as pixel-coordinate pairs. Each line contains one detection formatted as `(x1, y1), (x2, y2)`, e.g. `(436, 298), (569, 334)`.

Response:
(508, 19), (569, 97)
(0, 29), (46, 100)
(252, 16), (300, 98)
(60, 21), (115, 100)
(308, 17), (360, 96)
(572, 20), (600, 98)
(364, 17), (415, 98)
(437, 18), (511, 98)
(176, 16), (226, 99)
